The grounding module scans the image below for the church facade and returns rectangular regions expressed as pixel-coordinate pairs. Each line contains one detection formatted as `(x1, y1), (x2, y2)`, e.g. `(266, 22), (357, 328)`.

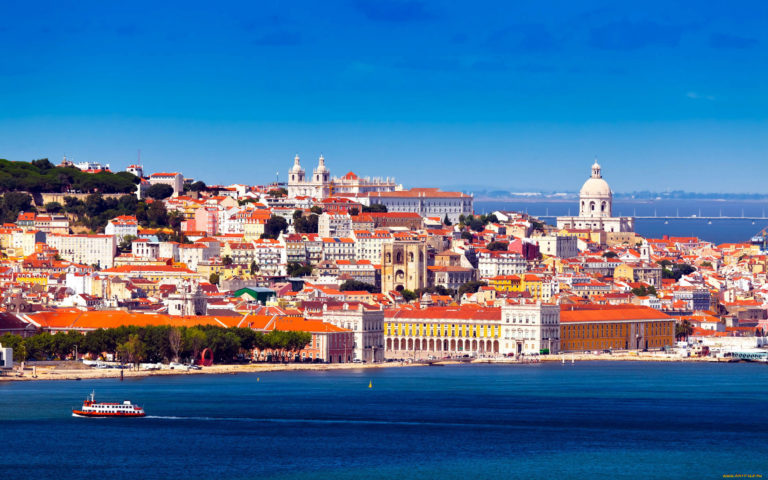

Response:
(556, 161), (634, 233)
(286, 155), (399, 199)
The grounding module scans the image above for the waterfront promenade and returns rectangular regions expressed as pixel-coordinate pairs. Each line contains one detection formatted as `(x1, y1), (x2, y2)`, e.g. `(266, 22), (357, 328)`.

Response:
(1, 351), (731, 382)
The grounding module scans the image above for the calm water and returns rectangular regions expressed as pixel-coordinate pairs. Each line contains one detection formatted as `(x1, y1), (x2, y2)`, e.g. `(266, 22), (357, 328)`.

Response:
(476, 199), (768, 244)
(1, 363), (767, 479)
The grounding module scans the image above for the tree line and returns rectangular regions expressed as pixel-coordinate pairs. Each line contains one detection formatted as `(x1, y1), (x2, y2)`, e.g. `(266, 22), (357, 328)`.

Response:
(0, 158), (139, 194)
(0, 326), (312, 365)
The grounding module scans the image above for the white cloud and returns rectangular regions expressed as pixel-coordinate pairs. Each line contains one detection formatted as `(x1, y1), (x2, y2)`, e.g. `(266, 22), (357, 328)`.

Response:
(686, 91), (715, 101)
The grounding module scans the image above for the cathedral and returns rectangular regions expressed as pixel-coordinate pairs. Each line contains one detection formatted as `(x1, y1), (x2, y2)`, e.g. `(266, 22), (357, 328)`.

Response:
(286, 154), (332, 199)
(285, 154), (400, 199)
(556, 161), (634, 233)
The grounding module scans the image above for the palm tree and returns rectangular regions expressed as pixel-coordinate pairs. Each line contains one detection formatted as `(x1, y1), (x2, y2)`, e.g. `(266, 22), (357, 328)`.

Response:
(675, 320), (693, 341)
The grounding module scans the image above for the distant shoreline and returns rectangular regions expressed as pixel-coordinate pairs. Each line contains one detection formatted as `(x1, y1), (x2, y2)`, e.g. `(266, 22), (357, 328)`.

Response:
(0, 354), (737, 382)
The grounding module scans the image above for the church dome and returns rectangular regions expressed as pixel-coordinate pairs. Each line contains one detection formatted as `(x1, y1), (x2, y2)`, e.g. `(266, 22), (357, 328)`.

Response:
(315, 154), (329, 173)
(289, 154), (304, 174)
(579, 160), (611, 198)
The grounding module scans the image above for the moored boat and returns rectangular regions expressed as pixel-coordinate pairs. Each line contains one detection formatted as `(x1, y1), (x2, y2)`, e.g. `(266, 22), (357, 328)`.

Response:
(72, 391), (145, 418)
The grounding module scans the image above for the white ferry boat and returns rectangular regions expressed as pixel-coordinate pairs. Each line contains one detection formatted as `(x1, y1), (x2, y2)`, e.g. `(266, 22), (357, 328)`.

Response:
(72, 391), (146, 418)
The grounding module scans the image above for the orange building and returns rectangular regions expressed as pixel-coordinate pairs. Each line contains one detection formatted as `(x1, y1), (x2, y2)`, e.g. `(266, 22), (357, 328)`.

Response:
(560, 305), (674, 352)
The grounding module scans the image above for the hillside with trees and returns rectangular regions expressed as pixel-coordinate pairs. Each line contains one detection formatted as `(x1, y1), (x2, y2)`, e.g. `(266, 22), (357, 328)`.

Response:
(0, 158), (139, 194)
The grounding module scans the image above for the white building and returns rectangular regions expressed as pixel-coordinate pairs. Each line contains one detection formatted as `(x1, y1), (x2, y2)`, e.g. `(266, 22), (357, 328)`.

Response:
(0, 343), (12, 369)
(105, 215), (139, 243)
(351, 230), (393, 264)
(556, 161), (634, 233)
(47, 234), (116, 268)
(158, 241), (180, 261)
(321, 237), (355, 262)
(320, 302), (385, 363)
(252, 239), (286, 276)
(477, 250), (527, 278)
(165, 279), (208, 316)
(330, 171), (400, 196)
(12, 229), (45, 256)
(131, 239), (160, 260)
(126, 164), (144, 177)
(286, 154), (399, 199)
(534, 235), (579, 259)
(365, 188), (473, 224)
(73, 161), (110, 171)
(149, 172), (184, 197)
(65, 269), (92, 295)
(318, 213), (352, 238)
(501, 302), (560, 355)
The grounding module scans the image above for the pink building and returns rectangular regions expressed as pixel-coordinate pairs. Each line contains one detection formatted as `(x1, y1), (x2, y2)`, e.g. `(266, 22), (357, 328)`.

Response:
(183, 206), (219, 236)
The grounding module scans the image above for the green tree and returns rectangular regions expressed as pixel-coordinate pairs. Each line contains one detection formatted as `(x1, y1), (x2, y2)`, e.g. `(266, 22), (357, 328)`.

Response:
(443, 214), (452, 226)
(117, 234), (138, 253)
(469, 218), (485, 232)
(146, 183), (174, 200)
(294, 214), (319, 234)
(400, 289), (417, 302)
(44, 201), (63, 213)
(603, 251), (618, 258)
(14, 341), (28, 363)
(339, 280), (378, 293)
(632, 285), (658, 297)
(287, 262), (312, 277)
(118, 334), (146, 370)
(185, 327), (207, 362)
(188, 181), (207, 192)
(675, 320), (693, 340)
(486, 241), (508, 251)
(0, 192), (34, 223)
(146, 200), (169, 227)
(362, 203), (387, 213)
(261, 215), (288, 239)
(310, 206), (323, 215)
(222, 255), (233, 266)
(458, 280), (487, 297)
(209, 272), (220, 285)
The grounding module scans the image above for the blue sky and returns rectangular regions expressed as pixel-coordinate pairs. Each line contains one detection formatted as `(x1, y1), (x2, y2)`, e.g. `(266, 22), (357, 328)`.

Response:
(0, 0), (766, 192)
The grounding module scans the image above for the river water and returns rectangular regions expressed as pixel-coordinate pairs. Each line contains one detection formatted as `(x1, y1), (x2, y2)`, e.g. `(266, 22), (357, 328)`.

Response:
(1, 363), (767, 479)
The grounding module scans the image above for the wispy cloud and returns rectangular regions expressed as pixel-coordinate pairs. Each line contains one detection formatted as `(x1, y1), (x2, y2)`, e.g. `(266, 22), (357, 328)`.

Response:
(686, 91), (715, 101)
(709, 33), (758, 50)
(353, 0), (435, 23)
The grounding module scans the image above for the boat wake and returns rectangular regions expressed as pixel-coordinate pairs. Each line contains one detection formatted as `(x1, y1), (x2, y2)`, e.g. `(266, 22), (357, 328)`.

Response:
(143, 415), (515, 429)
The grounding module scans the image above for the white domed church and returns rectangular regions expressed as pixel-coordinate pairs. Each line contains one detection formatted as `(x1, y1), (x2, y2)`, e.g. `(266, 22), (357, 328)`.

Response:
(556, 161), (634, 233)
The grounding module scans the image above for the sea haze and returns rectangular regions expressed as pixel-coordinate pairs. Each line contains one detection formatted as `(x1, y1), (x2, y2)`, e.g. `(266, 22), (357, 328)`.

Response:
(475, 199), (768, 244)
